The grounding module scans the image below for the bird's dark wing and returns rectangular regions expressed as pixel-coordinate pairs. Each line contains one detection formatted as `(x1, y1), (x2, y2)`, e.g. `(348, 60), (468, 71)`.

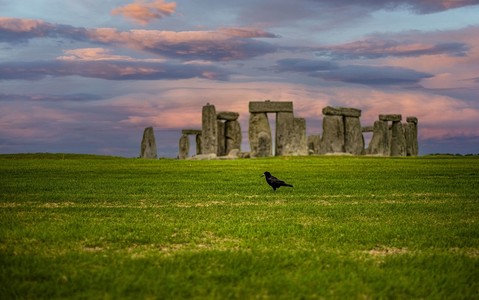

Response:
(269, 175), (286, 186)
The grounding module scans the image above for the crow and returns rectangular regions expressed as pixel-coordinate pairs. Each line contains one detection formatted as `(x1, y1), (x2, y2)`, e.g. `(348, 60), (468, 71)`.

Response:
(261, 171), (293, 191)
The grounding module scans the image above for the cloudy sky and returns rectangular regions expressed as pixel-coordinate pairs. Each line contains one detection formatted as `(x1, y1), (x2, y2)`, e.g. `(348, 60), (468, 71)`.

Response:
(1, 0), (478, 157)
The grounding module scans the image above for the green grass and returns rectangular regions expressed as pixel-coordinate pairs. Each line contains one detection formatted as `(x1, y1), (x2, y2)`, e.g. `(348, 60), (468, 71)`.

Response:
(1, 154), (478, 299)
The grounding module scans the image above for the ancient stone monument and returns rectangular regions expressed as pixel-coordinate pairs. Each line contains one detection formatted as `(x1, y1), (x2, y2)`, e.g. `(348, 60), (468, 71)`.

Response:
(365, 114), (418, 156)
(140, 127), (157, 159)
(319, 106), (364, 155)
(178, 104), (242, 159)
(248, 100), (307, 157)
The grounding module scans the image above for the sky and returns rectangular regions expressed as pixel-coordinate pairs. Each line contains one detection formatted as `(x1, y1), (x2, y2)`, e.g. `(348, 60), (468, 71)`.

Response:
(1, 0), (479, 157)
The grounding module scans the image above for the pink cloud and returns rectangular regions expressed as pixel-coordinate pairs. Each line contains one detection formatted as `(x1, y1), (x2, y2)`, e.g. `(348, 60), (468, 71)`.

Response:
(111, 0), (176, 25)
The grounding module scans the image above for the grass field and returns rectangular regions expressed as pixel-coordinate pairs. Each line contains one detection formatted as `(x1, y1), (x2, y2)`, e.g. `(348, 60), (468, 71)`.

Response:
(0, 154), (478, 299)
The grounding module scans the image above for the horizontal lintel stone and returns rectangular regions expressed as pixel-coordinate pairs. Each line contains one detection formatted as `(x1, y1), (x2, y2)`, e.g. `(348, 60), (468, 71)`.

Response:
(362, 126), (374, 132)
(249, 101), (293, 113)
(406, 116), (418, 124)
(217, 111), (239, 121)
(322, 106), (361, 117)
(182, 129), (202, 135)
(379, 114), (402, 122)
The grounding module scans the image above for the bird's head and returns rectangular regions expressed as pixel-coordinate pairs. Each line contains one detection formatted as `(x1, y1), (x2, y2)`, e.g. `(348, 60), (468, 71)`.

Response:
(261, 171), (271, 177)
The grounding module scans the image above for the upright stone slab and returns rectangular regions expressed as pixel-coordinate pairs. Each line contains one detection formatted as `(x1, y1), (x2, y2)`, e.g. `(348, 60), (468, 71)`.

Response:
(195, 134), (202, 155)
(307, 135), (321, 155)
(202, 103), (217, 155)
(276, 112), (294, 156)
(291, 118), (308, 156)
(344, 116), (364, 155)
(140, 127), (157, 159)
(217, 120), (226, 156)
(249, 112), (272, 157)
(405, 117), (418, 156)
(320, 115), (345, 154)
(367, 120), (389, 155)
(390, 121), (406, 156)
(225, 120), (242, 154)
(178, 134), (189, 160)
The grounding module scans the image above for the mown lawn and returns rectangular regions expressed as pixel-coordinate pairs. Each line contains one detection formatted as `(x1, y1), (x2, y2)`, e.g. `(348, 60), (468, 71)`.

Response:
(0, 154), (478, 299)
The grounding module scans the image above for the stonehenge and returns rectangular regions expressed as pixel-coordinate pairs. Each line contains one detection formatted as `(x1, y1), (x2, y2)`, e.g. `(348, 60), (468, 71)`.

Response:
(177, 101), (419, 159)
(140, 127), (157, 159)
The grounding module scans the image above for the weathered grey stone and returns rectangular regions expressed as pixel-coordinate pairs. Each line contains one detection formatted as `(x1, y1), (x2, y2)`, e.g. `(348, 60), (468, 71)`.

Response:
(195, 134), (202, 155)
(320, 115), (345, 154)
(249, 101), (293, 113)
(307, 135), (321, 155)
(276, 112), (294, 156)
(390, 121), (406, 156)
(140, 127), (157, 159)
(227, 149), (240, 158)
(406, 116), (418, 124)
(367, 120), (389, 156)
(178, 134), (189, 160)
(257, 132), (272, 157)
(217, 120), (226, 156)
(217, 111), (239, 121)
(405, 117), (418, 156)
(249, 112), (272, 157)
(344, 116), (364, 155)
(225, 120), (242, 154)
(201, 103), (217, 155)
(322, 106), (361, 117)
(379, 114), (402, 122)
(291, 117), (308, 156)
(188, 153), (217, 160)
(182, 129), (202, 135)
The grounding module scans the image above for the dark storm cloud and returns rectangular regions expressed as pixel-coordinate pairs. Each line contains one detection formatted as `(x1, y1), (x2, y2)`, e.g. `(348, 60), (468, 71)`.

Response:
(307, 65), (432, 85)
(0, 60), (231, 81)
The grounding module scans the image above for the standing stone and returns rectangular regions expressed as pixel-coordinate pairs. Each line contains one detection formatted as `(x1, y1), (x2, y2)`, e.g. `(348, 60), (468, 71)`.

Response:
(307, 135), (321, 155)
(390, 121), (406, 156)
(367, 120), (389, 156)
(202, 104), (217, 155)
(249, 112), (272, 157)
(404, 117), (418, 156)
(276, 112), (295, 156)
(291, 118), (308, 156)
(140, 127), (157, 159)
(178, 134), (189, 159)
(344, 116), (364, 155)
(195, 134), (202, 155)
(217, 120), (226, 156)
(320, 115), (345, 154)
(225, 120), (242, 154)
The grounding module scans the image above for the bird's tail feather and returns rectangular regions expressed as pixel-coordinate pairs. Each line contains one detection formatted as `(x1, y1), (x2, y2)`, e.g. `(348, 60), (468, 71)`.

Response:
(285, 184), (293, 187)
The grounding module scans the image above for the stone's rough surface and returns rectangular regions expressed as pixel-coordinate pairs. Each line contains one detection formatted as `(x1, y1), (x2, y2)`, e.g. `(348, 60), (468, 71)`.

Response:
(276, 112), (295, 156)
(182, 129), (202, 135)
(320, 115), (345, 154)
(257, 132), (272, 157)
(225, 120), (242, 154)
(307, 135), (321, 154)
(407, 116), (418, 124)
(367, 120), (389, 155)
(322, 106), (361, 118)
(249, 112), (272, 157)
(249, 101), (293, 113)
(292, 118), (309, 156)
(405, 117), (418, 156)
(217, 120), (226, 156)
(140, 127), (157, 159)
(178, 134), (189, 160)
(379, 114), (402, 122)
(217, 111), (239, 121)
(201, 104), (217, 154)
(390, 121), (406, 156)
(195, 134), (202, 155)
(344, 116), (364, 155)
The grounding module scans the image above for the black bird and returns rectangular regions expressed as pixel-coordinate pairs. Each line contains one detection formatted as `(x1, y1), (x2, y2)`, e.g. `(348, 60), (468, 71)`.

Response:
(261, 171), (293, 191)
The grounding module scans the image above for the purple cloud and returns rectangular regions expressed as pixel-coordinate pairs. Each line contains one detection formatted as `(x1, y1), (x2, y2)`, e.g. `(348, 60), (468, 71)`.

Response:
(272, 58), (338, 72)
